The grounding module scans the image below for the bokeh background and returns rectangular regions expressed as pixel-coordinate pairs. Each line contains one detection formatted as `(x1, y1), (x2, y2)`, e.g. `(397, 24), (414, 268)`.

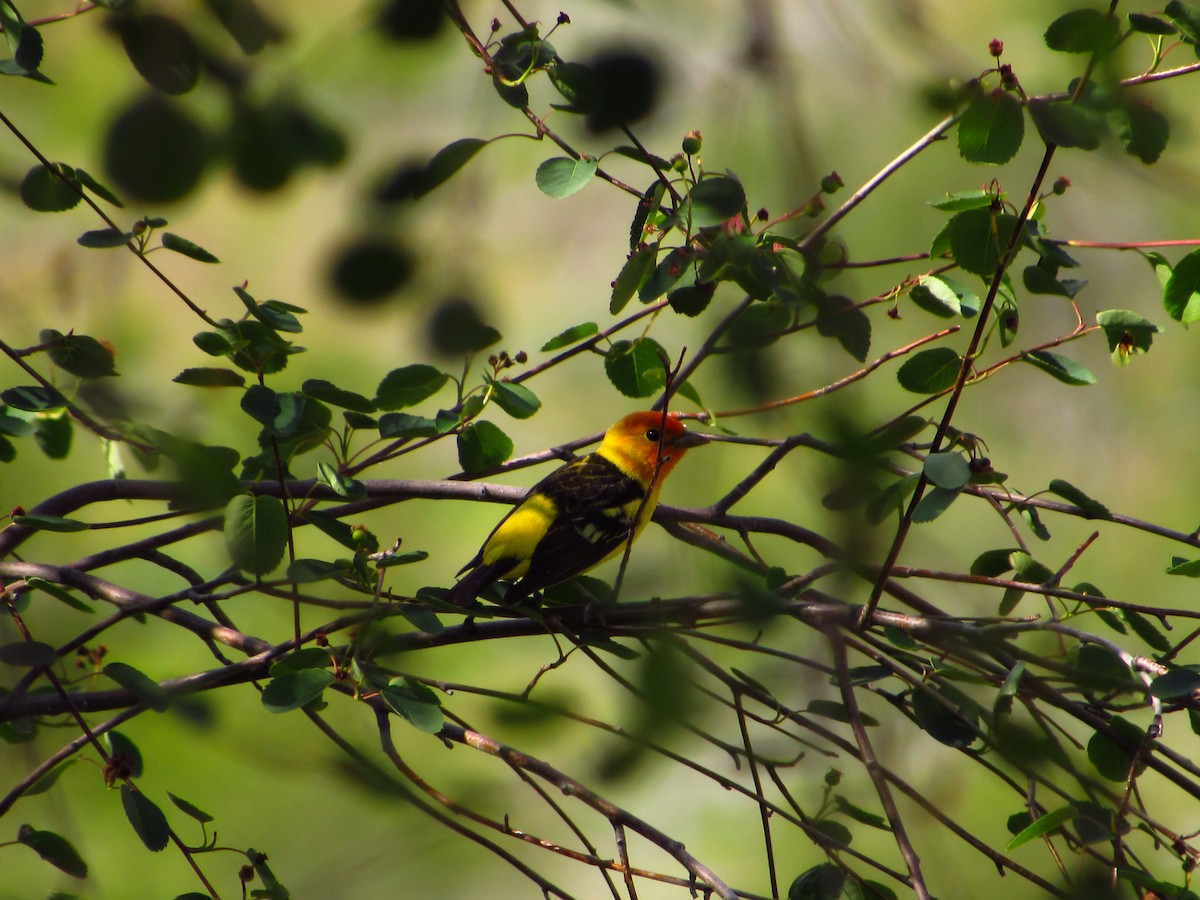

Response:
(2, 1), (1199, 897)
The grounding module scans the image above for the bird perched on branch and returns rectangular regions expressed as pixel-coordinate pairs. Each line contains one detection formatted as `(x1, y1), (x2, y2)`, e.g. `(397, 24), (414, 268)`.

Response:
(445, 411), (709, 606)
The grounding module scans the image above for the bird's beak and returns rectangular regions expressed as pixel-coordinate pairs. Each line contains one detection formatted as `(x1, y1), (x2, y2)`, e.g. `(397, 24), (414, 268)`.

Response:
(671, 429), (710, 450)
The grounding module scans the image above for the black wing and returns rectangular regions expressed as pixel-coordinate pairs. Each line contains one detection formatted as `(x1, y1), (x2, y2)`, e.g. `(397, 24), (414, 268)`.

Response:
(514, 454), (646, 596)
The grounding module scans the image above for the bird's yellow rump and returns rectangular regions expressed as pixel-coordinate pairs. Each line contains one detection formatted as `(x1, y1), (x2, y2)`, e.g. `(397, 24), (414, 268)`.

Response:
(446, 411), (708, 606)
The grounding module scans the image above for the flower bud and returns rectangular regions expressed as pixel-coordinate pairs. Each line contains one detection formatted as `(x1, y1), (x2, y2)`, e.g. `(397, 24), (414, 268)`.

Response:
(681, 130), (703, 156)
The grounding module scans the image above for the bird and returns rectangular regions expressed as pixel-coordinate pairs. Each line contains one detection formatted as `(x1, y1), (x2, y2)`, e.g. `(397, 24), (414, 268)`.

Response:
(445, 410), (709, 606)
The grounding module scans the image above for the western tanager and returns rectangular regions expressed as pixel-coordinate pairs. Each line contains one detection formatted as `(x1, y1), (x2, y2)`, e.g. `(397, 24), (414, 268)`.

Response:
(446, 411), (708, 606)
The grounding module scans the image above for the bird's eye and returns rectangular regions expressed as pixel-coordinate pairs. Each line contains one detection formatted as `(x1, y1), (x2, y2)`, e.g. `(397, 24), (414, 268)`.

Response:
(645, 429), (661, 443)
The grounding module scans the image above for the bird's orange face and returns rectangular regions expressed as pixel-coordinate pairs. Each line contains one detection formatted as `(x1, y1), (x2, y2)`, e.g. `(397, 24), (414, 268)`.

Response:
(600, 411), (709, 483)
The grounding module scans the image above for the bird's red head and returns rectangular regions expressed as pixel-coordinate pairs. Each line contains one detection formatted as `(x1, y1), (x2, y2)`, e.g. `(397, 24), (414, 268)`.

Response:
(599, 411), (708, 484)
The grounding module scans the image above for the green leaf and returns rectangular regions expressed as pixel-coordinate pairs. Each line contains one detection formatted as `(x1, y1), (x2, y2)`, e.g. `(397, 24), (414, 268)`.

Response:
(604, 338), (668, 398)
(811, 818), (853, 847)
(457, 420), (513, 472)
(0, 412), (34, 437)
(168, 792), (213, 824)
(815, 293), (871, 362)
(17, 825), (88, 878)
(233, 286), (305, 334)
(19, 163), (81, 212)
(787, 862), (845, 900)
(261, 668), (335, 713)
(26, 758), (78, 797)
(1123, 609), (1172, 652)
(928, 190), (993, 211)
(240, 385), (303, 437)
(639, 246), (694, 302)
(34, 414), (72, 460)
(912, 685), (977, 747)
(489, 380), (541, 419)
(1167, 556), (1200, 577)
(1149, 667), (1200, 700)
(2, 385), (66, 411)
(376, 549), (429, 567)
(173, 367), (245, 387)
(727, 301), (790, 348)
(998, 296), (1019, 347)
(120, 786), (170, 851)
(161, 232), (219, 262)
(1010, 551), (1054, 585)
(957, 89), (1024, 164)
(995, 660), (1026, 716)
(1023, 263), (1080, 298)
(1074, 644), (1136, 693)
(547, 59), (597, 112)
(912, 486), (960, 523)
(1164, 248), (1200, 323)
(627, 179), (666, 249)
(378, 412), (438, 439)
(1128, 13), (1177, 35)
(897, 347), (962, 393)
(611, 244), (658, 314)
(375, 365), (448, 409)
(1044, 9), (1120, 53)
(668, 281), (716, 317)
(223, 494), (288, 576)
(860, 416), (929, 456)
(151, 434), (241, 510)
(316, 460), (365, 500)
(1096, 309), (1160, 365)
(77, 227), (133, 248)
(1028, 99), (1102, 150)
(103, 662), (170, 712)
(38, 329), (117, 378)
(970, 548), (1019, 578)
(924, 452), (971, 490)
(541, 322), (598, 351)
(948, 208), (1020, 276)
(688, 174), (746, 226)
(844, 880), (898, 900)
(1019, 504), (1051, 540)
(1006, 805), (1077, 850)
(833, 795), (890, 830)
(1047, 478), (1111, 519)
(117, 13), (200, 94)
(1087, 717), (1147, 781)
(1116, 99), (1169, 164)
(535, 156), (597, 198)
(267, 650), (332, 678)
(285, 558), (350, 583)
(74, 167), (122, 206)
(0, 641), (57, 667)
(1166, 0), (1200, 43)
(105, 730), (144, 777)
(416, 138), (489, 197)
(380, 678), (445, 734)
(1022, 350), (1096, 386)
(0, 1), (48, 80)
(25, 576), (93, 613)
(14, 514), (88, 532)
(909, 275), (978, 318)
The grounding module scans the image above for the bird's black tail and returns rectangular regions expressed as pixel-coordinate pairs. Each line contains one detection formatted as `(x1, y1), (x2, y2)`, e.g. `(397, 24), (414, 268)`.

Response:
(444, 561), (511, 606)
